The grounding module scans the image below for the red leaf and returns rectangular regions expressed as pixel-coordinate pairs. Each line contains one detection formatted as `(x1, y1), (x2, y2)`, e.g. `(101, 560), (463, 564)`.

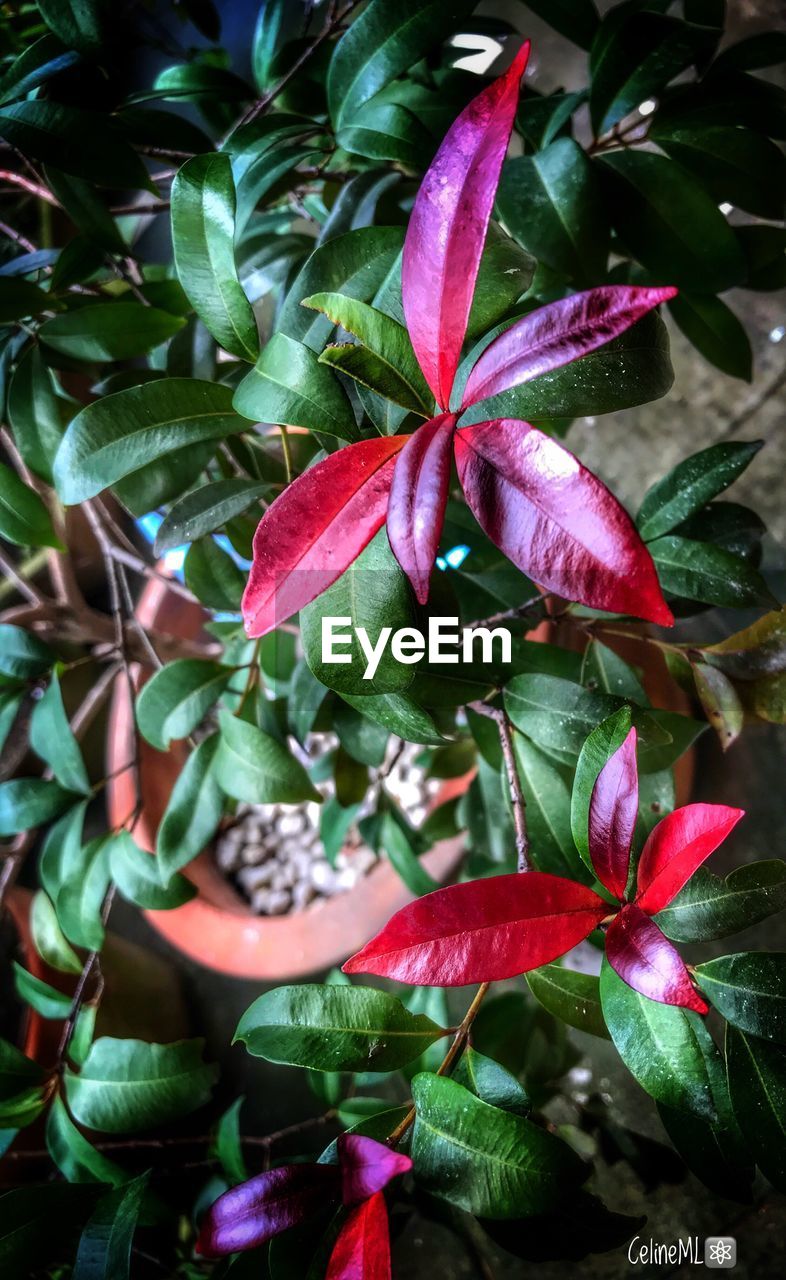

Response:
(196, 1164), (339, 1258)
(605, 903), (708, 1013)
(242, 436), (406, 638)
(402, 42), (530, 409)
(461, 285), (677, 408)
(386, 413), (456, 603)
(326, 1192), (391, 1280)
(635, 803), (745, 915)
(339, 1135), (411, 1207)
(588, 726), (638, 900)
(343, 871), (607, 985)
(454, 419), (673, 625)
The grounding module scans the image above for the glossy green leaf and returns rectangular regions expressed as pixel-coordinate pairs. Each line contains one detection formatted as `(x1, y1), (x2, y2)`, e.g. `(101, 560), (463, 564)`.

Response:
(136, 660), (234, 751)
(7, 345), (68, 484)
(0, 623), (52, 680)
(506, 676), (664, 770)
(657, 860), (786, 944)
(44, 167), (126, 254)
(453, 1047), (531, 1115)
(40, 303), (184, 362)
(46, 1097), (126, 1187)
(54, 380), (242, 504)
(215, 711), (321, 804)
(65, 1038), (217, 1133)
(339, 691), (448, 745)
(599, 958), (715, 1119)
(172, 153), (259, 361)
(410, 1072), (584, 1218)
(72, 1172), (149, 1280)
(581, 639), (646, 703)
(637, 441), (762, 541)
(0, 101), (152, 188)
(109, 831), (195, 910)
(0, 462), (61, 549)
(30, 673), (90, 794)
(499, 139), (607, 284)
(332, 700), (388, 766)
(39, 801), (87, 902)
(13, 962), (72, 1018)
(726, 1026), (786, 1192)
(38, 0), (105, 52)
(511, 732), (585, 880)
(650, 535), (776, 608)
(0, 35), (79, 105)
(154, 479), (267, 553)
(652, 123), (786, 222)
(30, 890), (82, 974)
(590, 11), (710, 133)
(670, 292), (753, 381)
(183, 537), (245, 611)
(0, 779), (76, 836)
(0, 1038), (46, 1128)
(156, 734), (224, 882)
(56, 835), (112, 951)
(236, 984), (446, 1071)
(337, 100), (433, 167)
(527, 965), (609, 1039)
(381, 810), (438, 896)
(233, 332), (358, 440)
(696, 953), (786, 1043)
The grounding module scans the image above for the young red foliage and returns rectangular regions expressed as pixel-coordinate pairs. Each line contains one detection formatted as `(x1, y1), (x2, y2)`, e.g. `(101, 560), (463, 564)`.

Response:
(195, 1164), (340, 1257)
(343, 871), (608, 985)
(242, 436), (405, 637)
(635, 803), (745, 916)
(454, 420), (673, 625)
(588, 725), (638, 900)
(338, 1134), (412, 1207)
(402, 41), (530, 409)
(326, 1192), (391, 1280)
(605, 903), (708, 1014)
(386, 412), (456, 603)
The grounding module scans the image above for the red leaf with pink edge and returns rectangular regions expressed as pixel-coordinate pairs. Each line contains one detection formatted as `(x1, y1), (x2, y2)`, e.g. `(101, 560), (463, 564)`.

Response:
(343, 871), (607, 986)
(338, 1134), (412, 1207)
(242, 436), (406, 638)
(605, 903), (708, 1013)
(461, 285), (677, 409)
(402, 42), (530, 409)
(635, 803), (745, 916)
(588, 726), (638, 900)
(387, 413), (456, 604)
(327, 1192), (391, 1280)
(196, 1164), (340, 1258)
(454, 419), (673, 625)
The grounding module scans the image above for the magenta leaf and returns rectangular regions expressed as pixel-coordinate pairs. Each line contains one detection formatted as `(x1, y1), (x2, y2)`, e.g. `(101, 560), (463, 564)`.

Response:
(635, 803), (745, 916)
(338, 1134), (412, 1207)
(196, 1164), (340, 1257)
(343, 871), (608, 986)
(242, 436), (406, 638)
(588, 726), (638, 900)
(605, 903), (708, 1013)
(326, 1192), (391, 1280)
(386, 412), (456, 603)
(402, 42), (530, 409)
(461, 285), (678, 409)
(454, 419), (673, 624)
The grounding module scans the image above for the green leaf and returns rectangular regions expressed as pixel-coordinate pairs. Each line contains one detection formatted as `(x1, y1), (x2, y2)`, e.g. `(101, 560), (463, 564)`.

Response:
(54, 380), (242, 504)
(7, 345), (68, 484)
(671, 290), (752, 380)
(693, 661), (744, 750)
(44, 167), (126, 255)
(511, 733), (585, 880)
(581, 639), (646, 703)
(38, 0), (105, 53)
(726, 1026), (786, 1192)
(506, 676), (665, 769)
(520, 0), (599, 49)
(0, 1184), (100, 1274)
(453, 1047), (531, 1116)
(65, 1038), (217, 1133)
(136, 659), (233, 751)
(327, 0), (476, 129)
(0, 462), (61, 549)
(649, 535), (776, 608)
(0, 622), (52, 679)
(30, 890), (82, 974)
(527, 965), (609, 1039)
(637, 441), (762, 541)
(156, 734), (224, 882)
(656, 860), (786, 943)
(0, 1038), (46, 1102)
(0, 101), (152, 188)
(339, 691), (448, 745)
(651, 123), (786, 222)
(590, 11), (711, 133)
(215, 711), (321, 804)
(45, 1097), (126, 1187)
(599, 957), (715, 1119)
(184, 537), (245, 611)
(109, 831), (195, 910)
(172, 153), (259, 362)
(72, 1172), (149, 1280)
(332, 700), (387, 766)
(252, 0), (301, 90)
(305, 291), (431, 414)
(380, 810), (438, 896)
(598, 150), (746, 293)
(40, 302), (184, 362)
(337, 100), (433, 167)
(0, 278), (49, 322)
(0, 35), (79, 106)
(235, 984), (446, 1072)
(410, 1072), (584, 1218)
(30, 673), (90, 794)
(234, 332), (359, 440)
(696, 953), (786, 1043)
(0, 779), (76, 836)
(13, 962), (72, 1019)
(499, 139), (607, 285)
(154, 478), (267, 554)
(277, 227), (404, 352)
(56, 835), (112, 951)
(301, 529), (416, 695)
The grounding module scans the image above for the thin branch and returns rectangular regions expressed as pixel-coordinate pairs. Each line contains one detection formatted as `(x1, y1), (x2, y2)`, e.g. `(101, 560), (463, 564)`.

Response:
(470, 703), (530, 872)
(470, 591), (551, 632)
(0, 546), (48, 606)
(0, 170), (59, 205)
(0, 218), (37, 253)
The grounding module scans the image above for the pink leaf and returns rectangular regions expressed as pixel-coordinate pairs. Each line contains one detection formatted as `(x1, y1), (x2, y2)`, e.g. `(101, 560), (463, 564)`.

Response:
(386, 413), (456, 603)
(454, 419), (673, 625)
(196, 1164), (339, 1257)
(242, 436), (406, 638)
(461, 285), (678, 408)
(343, 871), (607, 986)
(402, 42), (530, 409)
(635, 804), (745, 916)
(326, 1192), (391, 1280)
(588, 726), (638, 900)
(338, 1134), (412, 1207)
(605, 903), (708, 1013)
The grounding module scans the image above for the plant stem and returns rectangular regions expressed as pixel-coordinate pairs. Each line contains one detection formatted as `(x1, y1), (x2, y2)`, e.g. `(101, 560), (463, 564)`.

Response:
(469, 703), (530, 872)
(279, 425), (293, 484)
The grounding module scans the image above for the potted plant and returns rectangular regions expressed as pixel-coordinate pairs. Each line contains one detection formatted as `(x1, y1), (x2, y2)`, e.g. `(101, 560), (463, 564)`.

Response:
(1, 0), (785, 1275)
